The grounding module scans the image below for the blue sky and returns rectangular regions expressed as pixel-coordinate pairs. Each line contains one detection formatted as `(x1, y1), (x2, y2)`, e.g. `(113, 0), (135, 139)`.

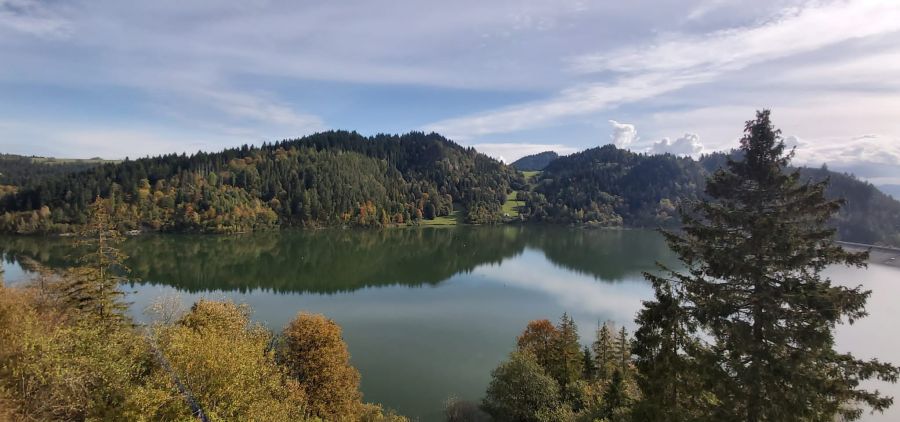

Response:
(1, 0), (899, 184)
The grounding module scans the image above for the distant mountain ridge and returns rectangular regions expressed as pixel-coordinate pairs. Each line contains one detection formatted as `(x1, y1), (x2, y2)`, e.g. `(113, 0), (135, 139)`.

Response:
(510, 151), (559, 171)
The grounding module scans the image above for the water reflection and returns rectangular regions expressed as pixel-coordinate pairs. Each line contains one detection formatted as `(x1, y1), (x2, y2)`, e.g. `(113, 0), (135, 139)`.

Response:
(2, 228), (892, 421)
(0, 227), (678, 293)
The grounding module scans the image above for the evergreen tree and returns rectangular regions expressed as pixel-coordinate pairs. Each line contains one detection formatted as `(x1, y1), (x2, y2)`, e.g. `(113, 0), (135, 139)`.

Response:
(632, 278), (707, 421)
(616, 326), (631, 374)
(552, 313), (584, 387)
(634, 110), (899, 421)
(582, 346), (596, 380)
(592, 322), (615, 381)
(600, 368), (630, 422)
(65, 196), (130, 321)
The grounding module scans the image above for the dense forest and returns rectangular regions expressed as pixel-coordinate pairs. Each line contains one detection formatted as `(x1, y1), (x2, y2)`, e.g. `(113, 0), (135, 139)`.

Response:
(2, 130), (899, 246)
(0, 154), (112, 186)
(517, 147), (900, 246)
(519, 146), (707, 228)
(510, 151), (559, 171)
(0, 131), (520, 233)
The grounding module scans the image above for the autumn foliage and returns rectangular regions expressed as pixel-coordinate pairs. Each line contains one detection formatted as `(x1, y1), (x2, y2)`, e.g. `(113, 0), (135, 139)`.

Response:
(280, 312), (363, 420)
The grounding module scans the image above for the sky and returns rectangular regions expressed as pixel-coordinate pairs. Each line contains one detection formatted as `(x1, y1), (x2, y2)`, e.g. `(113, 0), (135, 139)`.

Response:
(1, 0), (899, 184)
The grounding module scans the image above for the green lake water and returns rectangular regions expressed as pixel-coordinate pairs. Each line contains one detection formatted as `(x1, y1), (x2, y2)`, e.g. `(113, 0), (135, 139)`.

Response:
(2, 226), (898, 421)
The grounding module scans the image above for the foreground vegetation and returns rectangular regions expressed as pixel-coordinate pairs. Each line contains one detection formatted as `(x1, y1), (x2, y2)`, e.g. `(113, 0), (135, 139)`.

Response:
(0, 201), (406, 421)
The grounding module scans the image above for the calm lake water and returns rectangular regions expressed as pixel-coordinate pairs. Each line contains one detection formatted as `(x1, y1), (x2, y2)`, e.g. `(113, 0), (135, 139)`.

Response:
(1, 226), (898, 421)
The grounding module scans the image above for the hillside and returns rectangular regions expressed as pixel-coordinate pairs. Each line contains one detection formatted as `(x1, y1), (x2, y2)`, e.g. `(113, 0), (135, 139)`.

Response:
(0, 154), (114, 187)
(518, 145), (706, 227)
(0, 131), (520, 233)
(510, 151), (559, 171)
(2, 136), (898, 246)
(519, 147), (900, 246)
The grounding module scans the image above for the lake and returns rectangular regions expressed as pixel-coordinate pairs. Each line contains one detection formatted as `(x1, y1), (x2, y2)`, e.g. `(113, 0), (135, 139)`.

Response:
(1, 226), (898, 421)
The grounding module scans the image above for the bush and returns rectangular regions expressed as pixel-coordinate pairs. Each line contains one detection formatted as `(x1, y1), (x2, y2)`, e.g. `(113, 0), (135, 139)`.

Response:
(155, 300), (308, 421)
(482, 351), (562, 422)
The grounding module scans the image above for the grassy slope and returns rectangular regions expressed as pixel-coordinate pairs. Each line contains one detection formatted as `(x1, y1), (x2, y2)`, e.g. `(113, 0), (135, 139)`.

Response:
(522, 170), (541, 182)
(417, 205), (464, 226)
(502, 191), (524, 218)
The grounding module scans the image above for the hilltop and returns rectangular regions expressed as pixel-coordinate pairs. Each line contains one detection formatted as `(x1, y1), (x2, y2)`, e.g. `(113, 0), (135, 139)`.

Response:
(2, 134), (899, 246)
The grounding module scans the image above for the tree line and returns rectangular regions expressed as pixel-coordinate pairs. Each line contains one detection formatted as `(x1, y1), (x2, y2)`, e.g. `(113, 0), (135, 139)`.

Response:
(0, 131), (520, 234)
(516, 144), (900, 246)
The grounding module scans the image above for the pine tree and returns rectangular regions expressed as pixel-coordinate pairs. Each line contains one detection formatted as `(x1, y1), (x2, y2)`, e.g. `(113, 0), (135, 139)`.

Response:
(592, 322), (615, 381)
(552, 313), (583, 387)
(600, 368), (630, 421)
(634, 110), (899, 421)
(632, 277), (706, 421)
(65, 196), (130, 321)
(616, 326), (630, 374)
(582, 346), (596, 380)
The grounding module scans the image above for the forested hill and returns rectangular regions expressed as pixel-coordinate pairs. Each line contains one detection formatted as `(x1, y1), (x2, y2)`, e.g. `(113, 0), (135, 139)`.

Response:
(2, 135), (898, 246)
(510, 151), (559, 171)
(517, 146), (900, 246)
(518, 145), (707, 227)
(0, 131), (521, 233)
(0, 154), (113, 186)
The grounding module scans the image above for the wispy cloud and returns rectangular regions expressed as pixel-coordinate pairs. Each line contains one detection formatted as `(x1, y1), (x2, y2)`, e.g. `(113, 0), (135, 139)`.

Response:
(0, 0), (72, 38)
(426, 1), (900, 140)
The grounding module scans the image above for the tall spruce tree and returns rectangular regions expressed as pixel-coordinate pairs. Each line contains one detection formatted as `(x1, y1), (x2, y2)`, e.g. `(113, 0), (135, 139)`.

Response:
(65, 196), (130, 321)
(633, 110), (898, 421)
(592, 322), (615, 382)
(616, 327), (631, 373)
(632, 277), (708, 421)
(553, 313), (584, 387)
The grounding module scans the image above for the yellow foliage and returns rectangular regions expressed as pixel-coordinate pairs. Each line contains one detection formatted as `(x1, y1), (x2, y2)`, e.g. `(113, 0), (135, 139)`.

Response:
(281, 312), (363, 420)
(155, 300), (309, 421)
(0, 285), (183, 420)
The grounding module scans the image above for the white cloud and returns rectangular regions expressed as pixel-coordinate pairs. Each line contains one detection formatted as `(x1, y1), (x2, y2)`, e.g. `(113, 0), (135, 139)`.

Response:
(609, 120), (638, 148)
(783, 135), (804, 149)
(650, 133), (703, 156)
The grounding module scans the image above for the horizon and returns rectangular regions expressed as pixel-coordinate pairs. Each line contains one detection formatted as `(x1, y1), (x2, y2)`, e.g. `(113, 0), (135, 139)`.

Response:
(1, 1), (899, 184)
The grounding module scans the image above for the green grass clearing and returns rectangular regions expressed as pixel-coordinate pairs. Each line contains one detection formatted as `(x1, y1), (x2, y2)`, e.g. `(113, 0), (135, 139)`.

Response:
(522, 170), (541, 182)
(417, 204), (464, 226)
(502, 191), (525, 218)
